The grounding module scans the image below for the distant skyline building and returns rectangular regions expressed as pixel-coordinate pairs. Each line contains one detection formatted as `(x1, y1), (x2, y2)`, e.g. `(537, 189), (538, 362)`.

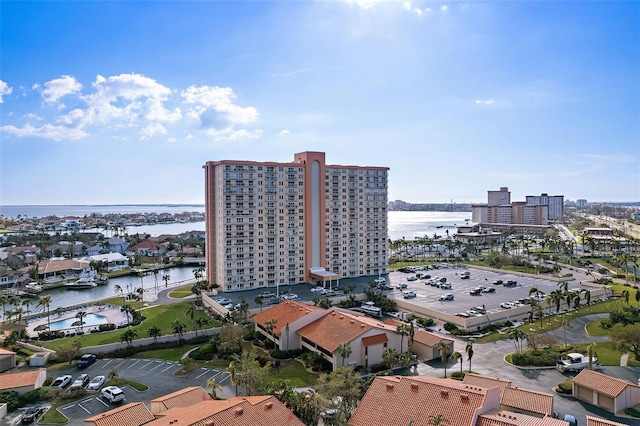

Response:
(203, 151), (389, 293)
(577, 199), (588, 207)
(472, 186), (563, 227)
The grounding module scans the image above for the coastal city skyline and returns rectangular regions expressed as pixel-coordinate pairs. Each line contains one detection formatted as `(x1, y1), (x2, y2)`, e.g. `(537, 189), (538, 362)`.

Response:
(1, 1), (638, 205)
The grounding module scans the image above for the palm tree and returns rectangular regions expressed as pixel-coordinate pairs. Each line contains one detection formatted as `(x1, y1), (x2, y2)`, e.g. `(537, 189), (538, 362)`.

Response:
(162, 274), (170, 288)
(581, 289), (592, 310)
(108, 368), (119, 384)
(171, 320), (186, 345)
(396, 323), (411, 353)
(336, 342), (352, 367)
(21, 298), (32, 317)
(436, 341), (450, 378)
(507, 329), (527, 352)
(120, 329), (137, 347)
(587, 342), (597, 370)
(147, 325), (162, 344)
(0, 295), (8, 325)
(265, 319), (278, 343)
(227, 360), (238, 395)
(121, 304), (134, 328)
(36, 295), (52, 332)
(255, 295), (264, 313)
(207, 377), (223, 399)
(75, 310), (87, 333)
(184, 302), (198, 334)
(622, 290), (630, 306)
(428, 414), (449, 426)
(465, 341), (474, 371)
(382, 347), (399, 370)
(114, 284), (125, 303)
(450, 351), (463, 373)
(195, 317), (210, 337)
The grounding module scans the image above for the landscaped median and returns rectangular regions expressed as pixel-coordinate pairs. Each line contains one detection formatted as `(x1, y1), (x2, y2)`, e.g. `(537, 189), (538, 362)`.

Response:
(504, 342), (622, 368)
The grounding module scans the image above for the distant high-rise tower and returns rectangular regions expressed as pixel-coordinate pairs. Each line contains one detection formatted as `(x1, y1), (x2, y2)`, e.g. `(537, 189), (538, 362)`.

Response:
(526, 193), (565, 221)
(203, 151), (389, 292)
(487, 187), (511, 206)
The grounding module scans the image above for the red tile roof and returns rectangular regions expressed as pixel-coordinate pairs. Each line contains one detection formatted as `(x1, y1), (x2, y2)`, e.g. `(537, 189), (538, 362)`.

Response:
(151, 386), (211, 412)
(412, 329), (453, 347)
(252, 300), (323, 336)
(585, 415), (628, 426)
(501, 386), (554, 416)
(148, 395), (304, 426)
(0, 368), (43, 391)
(0, 348), (16, 355)
(478, 410), (569, 426)
(349, 375), (499, 426)
(297, 310), (394, 353)
(361, 333), (388, 346)
(84, 402), (155, 426)
(573, 369), (636, 397)
(463, 373), (512, 397)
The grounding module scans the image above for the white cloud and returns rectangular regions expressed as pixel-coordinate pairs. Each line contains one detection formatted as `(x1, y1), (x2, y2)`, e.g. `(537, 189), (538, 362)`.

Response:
(342, 0), (383, 9)
(440, 5), (449, 13)
(1, 123), (88, 141)
(23, 113), (41, 120)
(37, 75), (82, 103)
(403, 2), (411, 11)
(475, 99), (495, 106)
(580, 153), (636, 164)
(181, 85), (258, 126)
(0, 80), (12, 103)
(141, 123), (167, 139)
(279, 129), (291, 136)
(204, 128), (262, 142)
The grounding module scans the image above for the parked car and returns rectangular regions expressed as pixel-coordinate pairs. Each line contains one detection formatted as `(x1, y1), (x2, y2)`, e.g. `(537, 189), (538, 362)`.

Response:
(439, 283), (452, 290)
(500, 302), (513, 309)
(440, 293), (454, 301)
(77, 353), (97, 368)
(563, 415), (577, 426)
(407, 276), (417, 281)
(475, 285), (487, 291)
(260, 291), (275, 298)
(460, 275), (470, 279)
(396, 283), (408, 290)
(282, 293), (298, 300)
(70, 374), (90, 389)
(51, 375), (72, 389)
(21, 407), (45, 424)
(482, 287), (496, 293)
(102, 386), (125, 403)
(267, 297), (284, 305)
(214, 297), (232, 305)
(469, 289), (482, 296)
(310, 286), (324, 293)
(87, 375), (106, 391)
(455, 312), (470, 318)
(403, 291), (417, 299)
(492, 279), (503, 285)
(374, 278), (386, 284)
(504, 280), (517, 287)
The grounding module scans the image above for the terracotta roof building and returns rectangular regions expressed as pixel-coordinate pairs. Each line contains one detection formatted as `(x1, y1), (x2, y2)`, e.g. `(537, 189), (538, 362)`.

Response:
(253, 302), (407, 370)
(585, 415), (629, 426)
(147, 395), (304, 426)
(572, 369), (640, 414)
(0, 368), (46, 394)
(349, 375), (502, 426)
(150, 386), (212, 415)
(0, 348), (16, 372)
(477, 410), (569, 426)
(84, 402), (155, 426)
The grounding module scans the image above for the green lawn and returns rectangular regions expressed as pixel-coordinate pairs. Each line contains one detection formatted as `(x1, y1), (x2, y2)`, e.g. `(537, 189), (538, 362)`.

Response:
(269, 359), (318, 387)
(168, 286), (194, 298)
(38, 302), (220, 351)
(133, 344), (202, 362)
(585, 319), (610, 336)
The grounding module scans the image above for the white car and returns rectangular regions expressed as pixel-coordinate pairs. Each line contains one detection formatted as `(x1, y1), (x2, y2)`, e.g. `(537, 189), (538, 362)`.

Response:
(87, 375), (106, 391)
(403, 291), (417, 299)
(282, 293), (299, 300)
(51, 375), (72, 389)
(70, 374), (89, 389)
(310, 287), (324, 293)
(374, 278), (386, 284)
(407, 276), (418, 281)
(102, 386), (125, 403)
(440, 293), (454, 301)
(500, 302), (513, 309)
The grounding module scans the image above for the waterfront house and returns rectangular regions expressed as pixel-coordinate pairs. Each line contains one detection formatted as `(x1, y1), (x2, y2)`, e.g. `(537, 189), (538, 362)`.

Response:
(126, 240), (167, 257)
(0, 267), (19, 290)
(83, 253), (129, 272)
(37, 259), (92, 284)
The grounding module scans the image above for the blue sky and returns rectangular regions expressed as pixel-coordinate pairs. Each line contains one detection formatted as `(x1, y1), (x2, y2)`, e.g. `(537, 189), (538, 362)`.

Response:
(1, 1), (638, 205)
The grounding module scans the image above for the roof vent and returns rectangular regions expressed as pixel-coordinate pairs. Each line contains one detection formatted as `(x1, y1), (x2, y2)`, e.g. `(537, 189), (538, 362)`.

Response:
(386, 383), (394, 390)
(205, 422), (215, 426)
(460, 393), (469, 401)
(339, 315), (344, 319)
(332, 312), (336, 316)
(361, 324), (366, 328)
(411, 383), (418, 389)
(264, 402), (273, 409)
(440, 389), (449, 397)
(350, 320), (355, 324)
(235, 407), (244, 415)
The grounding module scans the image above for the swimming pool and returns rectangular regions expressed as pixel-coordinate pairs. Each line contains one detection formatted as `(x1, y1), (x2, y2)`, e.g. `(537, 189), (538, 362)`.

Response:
(49, 313), (108, 331)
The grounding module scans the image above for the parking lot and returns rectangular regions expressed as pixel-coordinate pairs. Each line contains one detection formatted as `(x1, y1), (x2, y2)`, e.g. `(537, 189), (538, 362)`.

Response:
(1, 358), (231, 426)
(385, 265), (593, 318)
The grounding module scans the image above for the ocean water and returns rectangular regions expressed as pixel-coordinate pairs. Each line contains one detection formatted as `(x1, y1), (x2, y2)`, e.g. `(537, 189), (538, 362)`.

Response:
(0, 205), (471, 240)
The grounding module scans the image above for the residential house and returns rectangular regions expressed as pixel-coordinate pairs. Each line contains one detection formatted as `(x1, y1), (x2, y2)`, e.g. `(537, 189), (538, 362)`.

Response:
(253, 301), (406, 370)
(383, 318), (454, 361)
(0, 348), (16, 372)
(0, 267), (19, 290)
(126, 241), (167, 257)
(350, 375), (567, 426)
(585, 416), (629, 426)
(572, 369), (640, 414)
(1, 245), (40, 265)
(83, 253), (129, 272)
(0, 368), (47, 394)
(84, 389), (304, 426)
(464, 373), (555, 417)
(37, 259), (92, 283)
(106, 237), (129, 254)
(84, 402), (155, 426)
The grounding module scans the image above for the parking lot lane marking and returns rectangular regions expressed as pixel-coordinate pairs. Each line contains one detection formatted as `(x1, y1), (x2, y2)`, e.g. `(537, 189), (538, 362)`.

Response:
(60, 404), (76, 410)
(114, 359), (127, 369)
(161, 363), (177, 373)
(195, 369), (209, 379)
(150, 361), (166, 371)
(139, 361), (153, 369)
(81, 397), (93, 403)
(102, 359), (113, 367)
(129, 360), (141, 368)
(96, 397), (109, 407)
(77, 403), (91, 414)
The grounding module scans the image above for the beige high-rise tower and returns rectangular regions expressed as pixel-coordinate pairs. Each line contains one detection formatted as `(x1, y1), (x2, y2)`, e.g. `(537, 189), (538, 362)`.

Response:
(203, 151), (389, 293)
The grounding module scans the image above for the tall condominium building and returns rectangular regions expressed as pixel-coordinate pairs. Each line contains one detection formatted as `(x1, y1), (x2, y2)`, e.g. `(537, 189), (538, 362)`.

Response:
(526, 193), (564, 221)
(487, 187), (511, 206)
(203, 151), (389, 293)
